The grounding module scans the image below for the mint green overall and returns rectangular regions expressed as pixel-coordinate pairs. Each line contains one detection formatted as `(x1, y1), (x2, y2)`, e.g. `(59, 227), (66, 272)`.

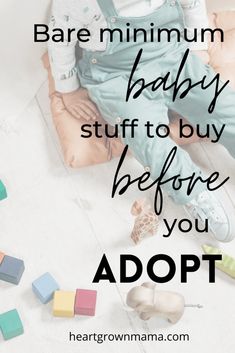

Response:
(77, 0), (235, 204)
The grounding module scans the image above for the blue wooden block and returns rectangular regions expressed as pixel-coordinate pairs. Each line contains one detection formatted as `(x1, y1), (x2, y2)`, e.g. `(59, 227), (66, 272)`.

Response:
(32, 272), (60, 304)
(0, 256), (25, 285)
(0, 309), (24, 340)
(0, 180), (7, 201)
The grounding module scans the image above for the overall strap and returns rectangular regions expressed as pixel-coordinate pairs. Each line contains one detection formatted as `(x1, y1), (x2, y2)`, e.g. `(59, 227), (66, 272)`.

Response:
(97, 0), (118, 18)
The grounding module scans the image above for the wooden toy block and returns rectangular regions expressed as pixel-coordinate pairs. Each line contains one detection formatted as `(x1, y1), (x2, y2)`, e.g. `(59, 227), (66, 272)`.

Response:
(0, 309), (24, 340)
(0, 255), (25, 285)
(0, 180), (7, 201)
(74, 289), (97, 316)
(0, 252), (5, 265)
(53, 291), (75, 317)
(32, 272), (60, 304)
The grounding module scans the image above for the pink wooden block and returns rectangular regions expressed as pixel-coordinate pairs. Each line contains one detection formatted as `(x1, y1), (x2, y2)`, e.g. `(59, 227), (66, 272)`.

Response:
(74, 289), (97, 316)
(0, 252), (5, 265)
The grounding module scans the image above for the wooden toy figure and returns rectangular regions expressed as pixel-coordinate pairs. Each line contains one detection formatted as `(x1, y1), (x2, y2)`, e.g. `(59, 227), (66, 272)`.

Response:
(131, 199), (159, 244)
(126, 283), (202, 324)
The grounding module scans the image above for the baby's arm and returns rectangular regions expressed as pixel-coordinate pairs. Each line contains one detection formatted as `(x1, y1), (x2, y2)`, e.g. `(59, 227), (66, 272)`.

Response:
(48, 0), (100, 120)
(48, 0), (79, 93)
(181, 0), (209, 63)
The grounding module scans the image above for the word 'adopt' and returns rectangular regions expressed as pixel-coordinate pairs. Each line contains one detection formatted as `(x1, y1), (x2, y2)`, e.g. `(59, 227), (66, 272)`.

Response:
(93, 254), (222, 284)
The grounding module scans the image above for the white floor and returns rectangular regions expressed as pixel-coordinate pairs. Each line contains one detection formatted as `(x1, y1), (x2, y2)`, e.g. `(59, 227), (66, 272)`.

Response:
(1, 81), (235, 353)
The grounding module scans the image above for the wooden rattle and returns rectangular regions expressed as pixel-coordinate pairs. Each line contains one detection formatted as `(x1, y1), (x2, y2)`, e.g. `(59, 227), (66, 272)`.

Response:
(131, 199), (159, 244)
(202, 244), (235, 279)
(126, 282), (202, 324)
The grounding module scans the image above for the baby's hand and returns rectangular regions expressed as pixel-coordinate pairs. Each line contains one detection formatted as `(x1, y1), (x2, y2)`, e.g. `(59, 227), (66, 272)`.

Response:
(62, 88), (100, 121)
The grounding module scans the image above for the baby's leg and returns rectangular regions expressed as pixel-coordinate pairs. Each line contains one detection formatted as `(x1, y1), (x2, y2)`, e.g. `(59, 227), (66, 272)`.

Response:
(169, 52), (235, 158)
(166, 53), (235, 242)
(87, 74), (234, 242)
(87, 76), (206, 205)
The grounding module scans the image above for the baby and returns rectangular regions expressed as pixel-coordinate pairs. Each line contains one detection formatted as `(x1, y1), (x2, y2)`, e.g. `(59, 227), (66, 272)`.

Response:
(48, 0), (235, 243)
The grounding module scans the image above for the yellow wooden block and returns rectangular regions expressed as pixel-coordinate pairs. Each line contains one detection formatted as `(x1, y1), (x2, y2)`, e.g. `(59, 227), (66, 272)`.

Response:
(53, 291), (75, 317)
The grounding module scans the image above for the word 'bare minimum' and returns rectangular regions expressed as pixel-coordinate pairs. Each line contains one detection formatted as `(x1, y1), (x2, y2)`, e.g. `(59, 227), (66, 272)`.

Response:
(34, 24), (224, 44)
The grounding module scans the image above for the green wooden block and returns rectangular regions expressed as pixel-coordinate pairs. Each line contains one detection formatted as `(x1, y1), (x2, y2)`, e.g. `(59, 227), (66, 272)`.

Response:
(0, 180), (7, 201)
(202, 244), (235, 279)
(0, 309), (24, 340)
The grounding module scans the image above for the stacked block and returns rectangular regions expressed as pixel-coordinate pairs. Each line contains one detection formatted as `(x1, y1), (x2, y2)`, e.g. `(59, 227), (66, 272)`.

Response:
(52, 289), (97, 318)
(32, 273), (97, 318)
(75, 289), (97, 316)
(0, 180), (7, 201)
(32, 272), (59, 304)
(0, 309), (24, 340)
(53, 291), (76, 317)
(0, 254), (25, 285)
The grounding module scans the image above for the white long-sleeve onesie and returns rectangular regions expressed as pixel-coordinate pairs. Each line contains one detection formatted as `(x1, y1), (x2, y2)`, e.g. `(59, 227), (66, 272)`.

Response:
(48, 0), (209, 93)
